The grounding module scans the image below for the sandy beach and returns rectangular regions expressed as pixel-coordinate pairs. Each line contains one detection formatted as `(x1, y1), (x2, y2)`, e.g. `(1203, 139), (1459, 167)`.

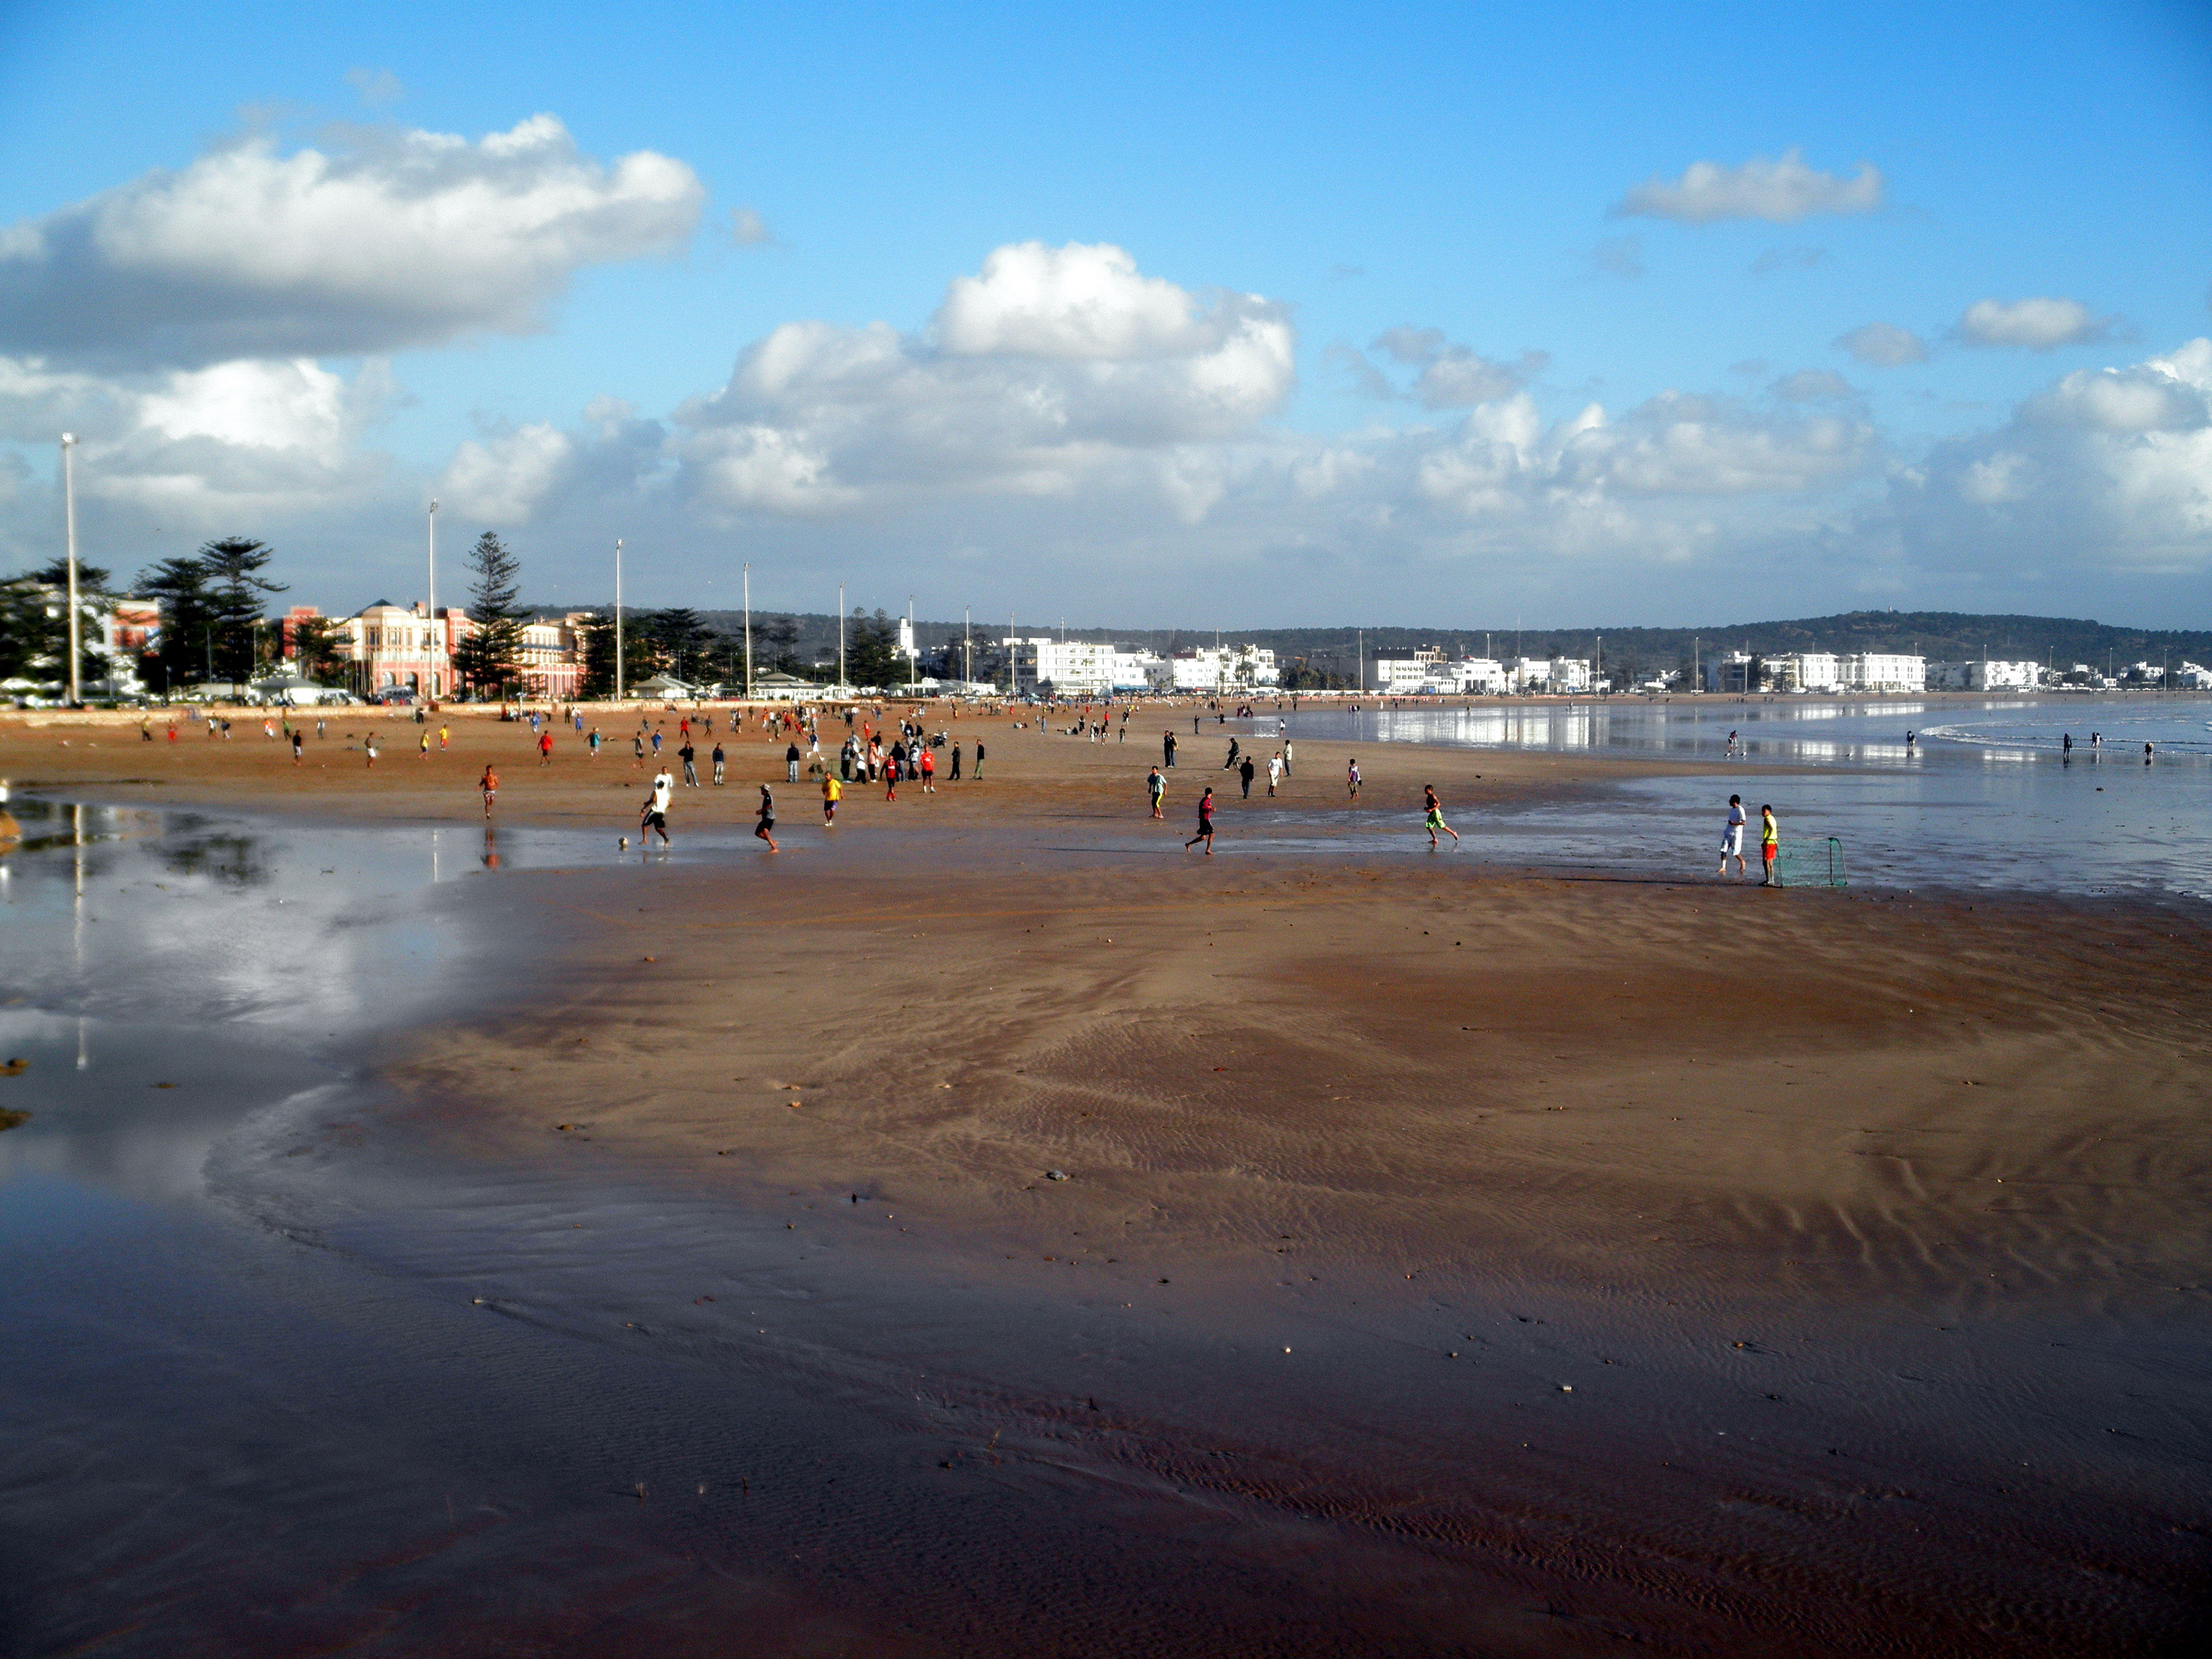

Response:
(5, 703), (2209, 1655)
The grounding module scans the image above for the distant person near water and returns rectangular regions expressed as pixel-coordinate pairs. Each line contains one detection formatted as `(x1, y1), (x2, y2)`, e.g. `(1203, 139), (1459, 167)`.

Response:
(1185, 786), (1215, 854)
(1759, 804), (1779, 887)
(1346, 758), (1361, 798)
(480, 765), (498, 817)
(1423, 785), (1458, 848)
(1719, 794), (1747, 879)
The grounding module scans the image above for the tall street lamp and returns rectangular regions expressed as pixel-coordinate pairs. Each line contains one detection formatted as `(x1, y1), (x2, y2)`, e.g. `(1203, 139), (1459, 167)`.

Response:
(743, 561), (753, 699)
(614, 539), (625, 703)
(426, 498), (441, 702)
(60, 433), (80, 706)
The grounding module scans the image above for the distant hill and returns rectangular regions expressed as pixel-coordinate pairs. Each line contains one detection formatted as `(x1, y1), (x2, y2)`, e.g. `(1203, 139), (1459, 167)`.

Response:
(530, 605), (2211, 687)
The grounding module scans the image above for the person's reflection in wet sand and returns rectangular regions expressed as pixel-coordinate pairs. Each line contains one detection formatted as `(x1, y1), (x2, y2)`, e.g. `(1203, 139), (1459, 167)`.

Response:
(482, 825), (500, 870)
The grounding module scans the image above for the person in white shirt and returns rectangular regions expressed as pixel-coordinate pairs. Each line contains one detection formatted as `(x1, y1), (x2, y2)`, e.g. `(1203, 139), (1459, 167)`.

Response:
(1266, 752), (1284, 795)
(641, 769), (674, 845)
(1718, 793), (1746, 879)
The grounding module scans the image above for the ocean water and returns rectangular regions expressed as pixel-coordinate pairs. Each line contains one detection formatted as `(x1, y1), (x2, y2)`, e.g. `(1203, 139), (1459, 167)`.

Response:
(1263, 695), (2212, 900)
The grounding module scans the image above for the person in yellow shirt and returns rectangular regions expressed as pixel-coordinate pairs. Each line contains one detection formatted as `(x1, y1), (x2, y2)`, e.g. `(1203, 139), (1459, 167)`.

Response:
(1760, 804), (1779, 887)
(822, 771), (842, 826)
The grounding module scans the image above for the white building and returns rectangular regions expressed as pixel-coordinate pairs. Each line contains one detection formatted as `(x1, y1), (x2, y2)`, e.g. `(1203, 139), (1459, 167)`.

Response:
(1505, 656), (1591, 693)
(1111, 650), (1165, 690)
(1374, 648), (1447, 693)
(1702, 651), (1756, 694)
(2174, 660), (2212, 690)
(1168, 643), (1279, 693)
(1005, 636), (1117, 696)
(1840, 653), (1927, 692)
(1928, 659), (2043, 691)
(1452, 657), (1508, 694)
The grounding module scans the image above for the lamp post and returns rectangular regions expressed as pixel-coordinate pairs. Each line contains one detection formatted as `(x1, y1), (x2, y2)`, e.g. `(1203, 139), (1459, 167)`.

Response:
(614, 539), (625, 703)
(743, 561), (753, 698)
(837, 580), (844, 691)
(907, 594), (916, 694)
(426, 498), (438, 702)
(60, 433), (80, 706)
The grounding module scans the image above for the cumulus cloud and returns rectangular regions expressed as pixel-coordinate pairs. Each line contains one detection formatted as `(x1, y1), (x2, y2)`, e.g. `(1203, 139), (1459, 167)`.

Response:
(1893, 339), (2212, 573)
(1340, 330), (1549, 409)
(1956, 296), (2111, 350)
(0, 352), (394, 524)
(1612, 150), (1883, 224)
(0, 115), (704, 368)
(667, 242), (1292, 519)
(1836, 322), (1929, 366)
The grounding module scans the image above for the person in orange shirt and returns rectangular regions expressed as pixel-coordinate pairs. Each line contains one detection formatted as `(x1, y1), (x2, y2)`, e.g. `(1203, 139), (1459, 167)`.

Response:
(480, 764), (498, 817)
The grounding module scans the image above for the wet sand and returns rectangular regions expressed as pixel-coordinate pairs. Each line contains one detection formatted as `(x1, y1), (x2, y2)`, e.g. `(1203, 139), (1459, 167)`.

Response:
(6, 706), (2210, 1653)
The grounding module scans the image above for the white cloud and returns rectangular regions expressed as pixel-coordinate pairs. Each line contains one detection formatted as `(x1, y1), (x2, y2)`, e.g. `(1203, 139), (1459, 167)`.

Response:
(1894, 339), (2212, 573)
(729, 206), (772, 247)
(1836, 322), (1929, 366)
(438, 424), (577, 523)
(0, 353), (395, 532)
(1613, 150), (1884, 224)
(673, 242), (1294, 517)
(0, 115), (704, 367)
(1957, 296), (2110, 349)
(1345, 329), (1548, 409)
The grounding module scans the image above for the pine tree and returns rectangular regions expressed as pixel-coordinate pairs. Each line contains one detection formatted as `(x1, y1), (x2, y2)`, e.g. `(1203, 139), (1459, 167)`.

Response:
(133, 554), (218, 689)
(450, 531), (527, 698)
(197, 539), (286, 684)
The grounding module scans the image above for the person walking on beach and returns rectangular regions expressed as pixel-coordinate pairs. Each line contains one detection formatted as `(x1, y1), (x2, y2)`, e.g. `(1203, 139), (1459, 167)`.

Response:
(588, 728), (602, 759)
(949, 741), (963, 780)
(919, 744), (936, 792)
(418, 730), (431, 760)
(650, 729), (663, 757)
(480, 764), (498, 818)
(631, 733), (645, 768)
(1267, 751), (1283, 795)
(679, 739), (698, 787)
(884, 751), (900, 801)
(786, 741), (801, 783)
(290, 729), (303, 765)
(1423, 784), (1459, 848)
(1346, 758), (1361, 798)
(1759, 804), (1779, 887)
(1281, 738), (1292, 776)
(822, 772), (841, 825)
(1719, 794), (1747, 879)
(640, 769), (673, 847)
(540, 730), (555, 767)
(1147, 765), (1166, 818)
(1164, 731), (1177, 768)
(1239, 754), (1256, 799)
(711, 741), (726, 785)
(439, 724), (449, 752)
(973, 740), (986, 780)
(1185, 786), (1215, 854)
(1224, 737), (1240, 771)
(754, 785), (778, 852)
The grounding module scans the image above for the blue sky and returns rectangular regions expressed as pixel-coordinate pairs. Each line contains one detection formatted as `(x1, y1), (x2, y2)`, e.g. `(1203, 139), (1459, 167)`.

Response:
(2, 1), (2207, 626)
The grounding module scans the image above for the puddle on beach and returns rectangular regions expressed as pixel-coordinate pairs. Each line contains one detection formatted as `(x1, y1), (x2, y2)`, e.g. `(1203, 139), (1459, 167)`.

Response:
(3, 798), (2208, 1655)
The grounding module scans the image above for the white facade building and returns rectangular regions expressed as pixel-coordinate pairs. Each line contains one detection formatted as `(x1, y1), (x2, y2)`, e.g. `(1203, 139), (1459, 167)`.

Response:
(1928, 659), (2043, 691)
(1452, 657), (1508, 694)
(1167, 643), (1280, 693)
(1005, 637), (1117, 696)
(1840, 653), (1927, 692)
